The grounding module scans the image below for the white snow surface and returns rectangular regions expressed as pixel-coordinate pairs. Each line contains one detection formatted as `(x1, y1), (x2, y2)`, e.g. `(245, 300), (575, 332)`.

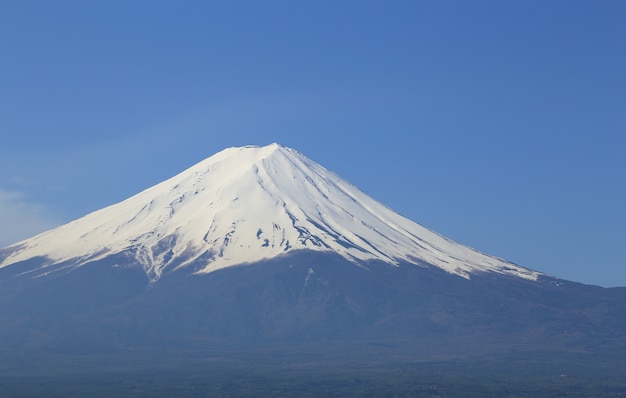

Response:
(0, 143), (541, 281)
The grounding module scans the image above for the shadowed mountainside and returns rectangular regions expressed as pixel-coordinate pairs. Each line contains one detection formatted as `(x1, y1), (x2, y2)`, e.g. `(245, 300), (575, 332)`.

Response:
(1, 251), (624, 359)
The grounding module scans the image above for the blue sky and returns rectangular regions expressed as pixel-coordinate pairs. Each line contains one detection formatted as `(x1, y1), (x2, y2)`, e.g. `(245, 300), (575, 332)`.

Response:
(1, 1), (624, 287)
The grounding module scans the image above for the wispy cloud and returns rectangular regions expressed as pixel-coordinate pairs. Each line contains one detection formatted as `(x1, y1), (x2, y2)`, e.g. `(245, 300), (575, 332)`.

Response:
(0, 189), (62, 247)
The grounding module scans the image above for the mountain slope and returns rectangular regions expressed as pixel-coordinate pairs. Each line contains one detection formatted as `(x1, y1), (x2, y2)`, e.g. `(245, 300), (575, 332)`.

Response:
(1, 250), (624, 355)
(0, 143), (539, 282)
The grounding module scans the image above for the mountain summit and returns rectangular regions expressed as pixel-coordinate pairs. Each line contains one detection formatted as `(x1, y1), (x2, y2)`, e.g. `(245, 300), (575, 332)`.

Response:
(1, 143), (538, 282)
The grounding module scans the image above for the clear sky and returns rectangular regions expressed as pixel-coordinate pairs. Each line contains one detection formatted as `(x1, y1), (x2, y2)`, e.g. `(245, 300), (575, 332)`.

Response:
(1, 1), (624, 287)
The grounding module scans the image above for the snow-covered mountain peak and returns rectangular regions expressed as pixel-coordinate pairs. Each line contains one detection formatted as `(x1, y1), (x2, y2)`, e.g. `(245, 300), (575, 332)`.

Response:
(0, 144), (541, 282)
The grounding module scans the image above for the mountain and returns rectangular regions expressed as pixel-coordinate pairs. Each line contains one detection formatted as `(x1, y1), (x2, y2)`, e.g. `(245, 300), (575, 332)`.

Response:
(0, 144), (624, 368)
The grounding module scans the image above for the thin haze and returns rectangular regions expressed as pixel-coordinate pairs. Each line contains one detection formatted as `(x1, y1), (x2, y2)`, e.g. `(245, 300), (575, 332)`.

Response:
(0, 1), (624, 287)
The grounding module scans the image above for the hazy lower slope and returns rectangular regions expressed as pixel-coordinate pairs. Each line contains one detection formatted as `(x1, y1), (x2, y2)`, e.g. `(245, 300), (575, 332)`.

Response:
(1, 251), (624, 355)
